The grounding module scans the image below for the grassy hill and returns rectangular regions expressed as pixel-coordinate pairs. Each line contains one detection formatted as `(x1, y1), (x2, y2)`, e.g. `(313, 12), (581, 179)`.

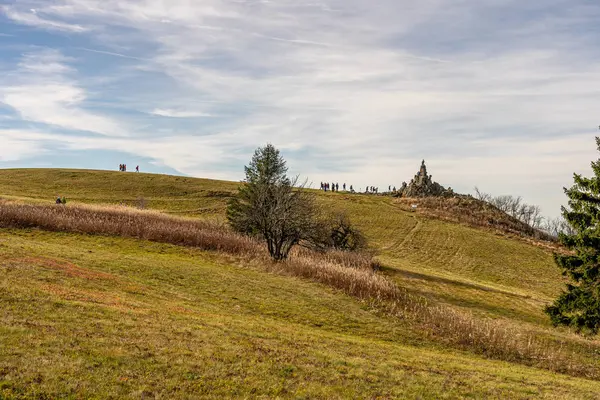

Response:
(1, 168), (599, 398)
(0, 169), (236, 217)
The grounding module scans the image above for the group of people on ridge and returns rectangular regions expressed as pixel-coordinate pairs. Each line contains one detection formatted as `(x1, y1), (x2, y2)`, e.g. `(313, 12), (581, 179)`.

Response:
(320, 182), (398, 194)
(55, 196), (67, 205)
(364, 186), (397, 194)
(119, 164), (140, 172)
(320, 182), (354, 193)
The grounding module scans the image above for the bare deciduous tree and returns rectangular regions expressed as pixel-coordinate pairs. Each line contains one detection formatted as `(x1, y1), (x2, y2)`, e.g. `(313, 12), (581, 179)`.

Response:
(542, 216), (576, 237)
(473, 188), (546, 230)
(474, 186), (491, 202)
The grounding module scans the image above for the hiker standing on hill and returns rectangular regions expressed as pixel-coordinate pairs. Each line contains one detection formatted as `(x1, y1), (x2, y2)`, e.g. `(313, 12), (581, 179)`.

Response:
(336, 183), (339, 192)
(56, 196), (62, 204)
(136, 165), (139, 173)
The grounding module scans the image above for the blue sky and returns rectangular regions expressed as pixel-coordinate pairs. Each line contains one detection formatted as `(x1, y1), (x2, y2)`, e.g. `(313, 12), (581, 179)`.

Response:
(1, 0), (600, 217)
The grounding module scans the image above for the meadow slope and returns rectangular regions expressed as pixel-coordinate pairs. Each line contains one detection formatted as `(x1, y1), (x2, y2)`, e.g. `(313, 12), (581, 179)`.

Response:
(2, 230), (600, 399)
(0, 169), (569, 329)
(0, 168), (599, 398)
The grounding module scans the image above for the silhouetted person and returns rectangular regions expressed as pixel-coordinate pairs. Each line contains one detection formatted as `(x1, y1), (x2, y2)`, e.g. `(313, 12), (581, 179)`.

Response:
(136, 165), (139, 173)
(336, 183), (339, 192)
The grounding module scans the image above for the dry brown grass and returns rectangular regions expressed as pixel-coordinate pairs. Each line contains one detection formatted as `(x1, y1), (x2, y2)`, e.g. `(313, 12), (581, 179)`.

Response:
(0, 200), (597, 380)
(0, 200), (260, 257)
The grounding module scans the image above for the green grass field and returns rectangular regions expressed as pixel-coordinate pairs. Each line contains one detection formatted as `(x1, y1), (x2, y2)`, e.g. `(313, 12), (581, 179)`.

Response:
(1, 168), (599, 398)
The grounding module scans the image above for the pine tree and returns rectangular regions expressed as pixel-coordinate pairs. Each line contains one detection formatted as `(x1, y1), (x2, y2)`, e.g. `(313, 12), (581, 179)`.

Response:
(244, 143), (290, 187)
(545, 137), (600, 334)
(226, 144), (315, 260)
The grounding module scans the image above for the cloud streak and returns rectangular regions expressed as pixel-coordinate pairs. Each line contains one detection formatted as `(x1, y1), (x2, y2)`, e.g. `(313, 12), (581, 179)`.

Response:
(0, 49), (127, 136)
(150, 109), (213, 118)
(1, 6), (87, 32)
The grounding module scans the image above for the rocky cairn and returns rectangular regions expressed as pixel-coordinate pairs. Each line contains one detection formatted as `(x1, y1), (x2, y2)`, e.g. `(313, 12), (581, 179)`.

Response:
(397, 160), (453, 198)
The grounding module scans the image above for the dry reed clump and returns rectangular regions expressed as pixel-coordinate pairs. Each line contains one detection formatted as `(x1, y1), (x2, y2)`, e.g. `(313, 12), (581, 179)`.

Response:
(0, 200), (597, 379)
(279, 255), (398, 301)
(294, 246), (379, 271)
(0, 200), (261, 257)
(403, 303), (598, 379)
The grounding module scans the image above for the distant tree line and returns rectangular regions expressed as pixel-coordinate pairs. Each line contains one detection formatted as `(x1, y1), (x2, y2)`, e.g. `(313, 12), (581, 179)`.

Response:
(473, 187), (574, 237)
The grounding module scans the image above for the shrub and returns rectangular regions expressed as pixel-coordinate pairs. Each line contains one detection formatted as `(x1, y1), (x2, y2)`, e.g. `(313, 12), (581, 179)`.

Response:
(306, 212), (368, 252)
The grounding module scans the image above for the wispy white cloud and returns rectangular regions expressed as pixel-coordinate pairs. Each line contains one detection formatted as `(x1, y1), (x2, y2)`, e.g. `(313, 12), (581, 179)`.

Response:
(0, 49), (126, 136)
(0, 136), (46, 162)
(76, 47), (148, 61)
(150, 108), (213, 118)
(1, 6), (87, 32)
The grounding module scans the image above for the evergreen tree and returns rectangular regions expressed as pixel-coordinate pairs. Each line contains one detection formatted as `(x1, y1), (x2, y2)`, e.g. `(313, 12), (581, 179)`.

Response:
(227, 144), (315, 260)
(545, 137), (600, 334)
(244, 143), (290, 187)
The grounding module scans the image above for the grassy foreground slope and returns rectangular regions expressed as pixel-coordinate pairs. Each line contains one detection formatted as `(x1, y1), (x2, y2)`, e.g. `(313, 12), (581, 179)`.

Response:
(0, 169), (566, 329)
(2, 230), (600, 399)
(1, 168), (599, 396)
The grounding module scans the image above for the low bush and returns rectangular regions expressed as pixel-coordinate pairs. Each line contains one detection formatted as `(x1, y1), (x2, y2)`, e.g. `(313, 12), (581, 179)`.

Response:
(306, 212), (368, 252)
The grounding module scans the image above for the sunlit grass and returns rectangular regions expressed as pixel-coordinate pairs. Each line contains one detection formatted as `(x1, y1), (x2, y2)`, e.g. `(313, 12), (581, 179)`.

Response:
(1, 168), (600, 398)
(2, 230), (600, 399)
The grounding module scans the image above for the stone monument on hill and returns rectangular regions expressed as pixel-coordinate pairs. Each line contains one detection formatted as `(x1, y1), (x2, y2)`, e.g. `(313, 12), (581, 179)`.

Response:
(398, 160), (453, 198)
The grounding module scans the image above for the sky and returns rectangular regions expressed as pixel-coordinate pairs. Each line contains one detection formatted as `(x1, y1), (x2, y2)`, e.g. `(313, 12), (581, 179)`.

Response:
(1, 0), (600, 218)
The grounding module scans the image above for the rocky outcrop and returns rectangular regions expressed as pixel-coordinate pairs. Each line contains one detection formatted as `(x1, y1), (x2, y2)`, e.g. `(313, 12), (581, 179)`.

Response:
(398, 160), (453, 198)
